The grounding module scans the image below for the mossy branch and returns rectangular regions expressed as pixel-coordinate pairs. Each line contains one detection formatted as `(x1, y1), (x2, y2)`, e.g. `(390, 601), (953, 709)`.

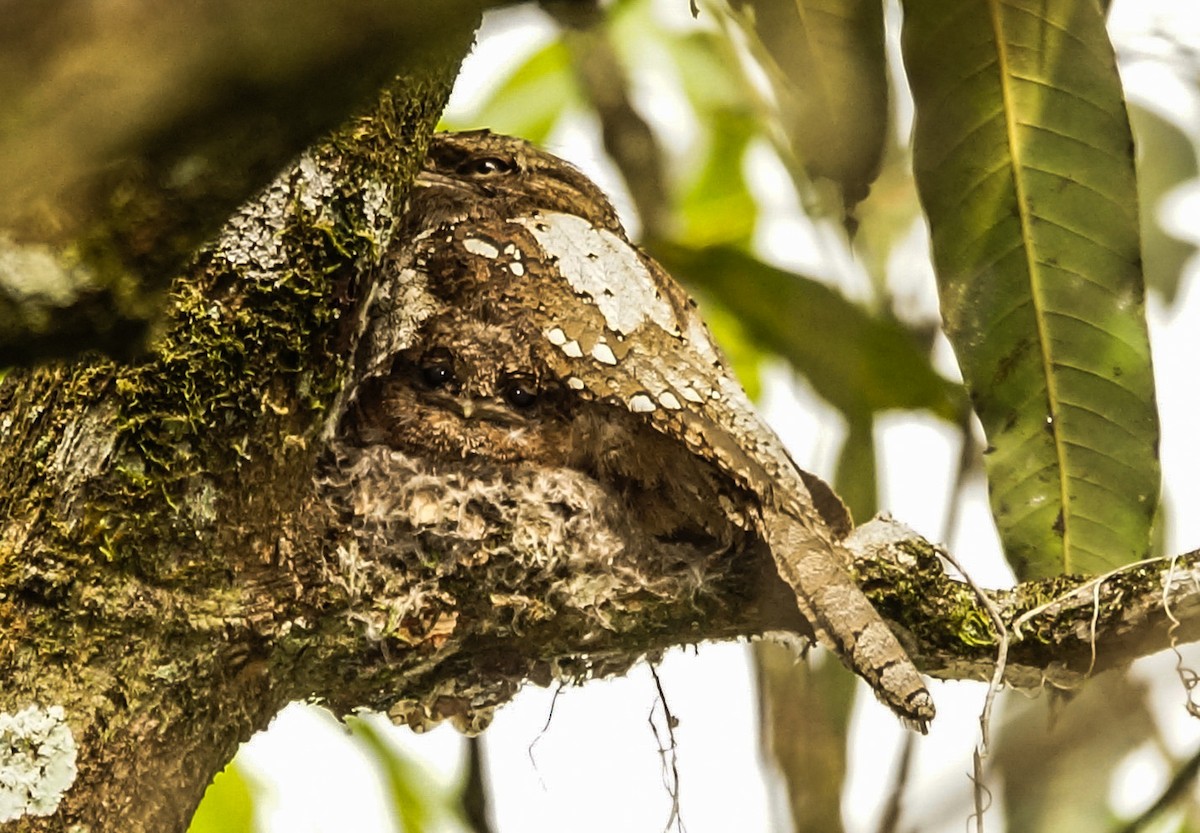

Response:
(849, 518), (1200, 693)
(0, 48), (477, 832)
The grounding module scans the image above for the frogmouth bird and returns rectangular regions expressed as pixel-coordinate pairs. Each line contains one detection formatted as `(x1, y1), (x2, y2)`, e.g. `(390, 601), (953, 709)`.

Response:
(347, 130), (934, 730)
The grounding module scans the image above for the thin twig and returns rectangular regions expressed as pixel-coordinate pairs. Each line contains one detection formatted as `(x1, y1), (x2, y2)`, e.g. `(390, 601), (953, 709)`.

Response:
(527, 681), (567, 791)
(1086, 574), (1106, 675)
(968, 749), (993, 833)
(648, 662), (686, 833)
(937, 549), (1009, 753)
(1163, 553), (1200, 718)
(935, 546), (1009, 833)
(874, 733), (915, 833)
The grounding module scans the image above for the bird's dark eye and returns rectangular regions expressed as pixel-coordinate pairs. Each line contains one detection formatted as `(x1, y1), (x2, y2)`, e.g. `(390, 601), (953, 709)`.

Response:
(419, 362), (456, 390)
(503, 376), (539, 409)
(457, 156), (516, 177)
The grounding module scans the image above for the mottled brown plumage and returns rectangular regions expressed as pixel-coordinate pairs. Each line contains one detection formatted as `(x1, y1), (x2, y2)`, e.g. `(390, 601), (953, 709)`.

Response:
(350, 130), (934, 729)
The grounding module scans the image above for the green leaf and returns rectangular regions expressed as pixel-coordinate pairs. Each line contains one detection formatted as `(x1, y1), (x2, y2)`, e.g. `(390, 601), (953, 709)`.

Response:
(733, 0), (888, 210)
(442, 40), (581, 144)
(901, 0), (1160, 578)
(188, 762), (259, 833)
(1129, 103), (1199, 304)
(676, 112), (759, 246)
(651, 29), (763, 246)
(346, 715), (459, 833)
(654, 243), (962, 420)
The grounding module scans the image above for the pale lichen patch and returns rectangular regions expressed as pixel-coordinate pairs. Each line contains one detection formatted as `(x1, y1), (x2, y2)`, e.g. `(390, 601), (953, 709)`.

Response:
(0, 705), (78, 822)
(296, 152), (340, 217)
(359, 178), (395, 251)
(0, 238), (97, 307)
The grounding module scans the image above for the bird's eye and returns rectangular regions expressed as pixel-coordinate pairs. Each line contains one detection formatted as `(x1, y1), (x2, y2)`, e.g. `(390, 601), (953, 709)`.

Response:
(419, 362), (456, 390)
(457, 156), (516, 177)
(503, 376), (539, 409)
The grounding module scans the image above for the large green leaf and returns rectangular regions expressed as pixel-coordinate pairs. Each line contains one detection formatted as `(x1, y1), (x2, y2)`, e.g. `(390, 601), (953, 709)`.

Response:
(901, 0), (1160, 578)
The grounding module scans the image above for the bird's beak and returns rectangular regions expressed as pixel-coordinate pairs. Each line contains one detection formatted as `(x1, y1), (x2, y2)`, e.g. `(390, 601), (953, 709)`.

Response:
(415, 169), (470, 191)
(459, 399), (475, 419)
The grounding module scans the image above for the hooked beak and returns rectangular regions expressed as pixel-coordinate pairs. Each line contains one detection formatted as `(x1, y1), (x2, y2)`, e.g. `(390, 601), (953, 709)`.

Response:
(415, 169), (471, 191)
(452, 397), (525, 425)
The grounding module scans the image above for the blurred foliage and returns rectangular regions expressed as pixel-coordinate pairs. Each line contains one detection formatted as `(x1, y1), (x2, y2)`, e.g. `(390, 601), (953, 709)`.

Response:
(466, 40), (583, 145)
(347, 715), (470, 833)
(730, 0), (888, 217)
(1130, 103), (1200, 304)
(188, 761), (260, 833)
(994, 674), (1156, 833)
(755, 644), (855, 833)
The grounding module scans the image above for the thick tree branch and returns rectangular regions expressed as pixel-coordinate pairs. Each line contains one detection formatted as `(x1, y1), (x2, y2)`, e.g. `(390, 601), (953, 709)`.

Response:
(0, 54), (476, 831)
(847, 518), (1200, 691)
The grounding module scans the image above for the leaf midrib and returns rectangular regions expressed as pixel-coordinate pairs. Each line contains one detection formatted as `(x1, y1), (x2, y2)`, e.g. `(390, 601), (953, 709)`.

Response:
(986, 0), (1073, 571)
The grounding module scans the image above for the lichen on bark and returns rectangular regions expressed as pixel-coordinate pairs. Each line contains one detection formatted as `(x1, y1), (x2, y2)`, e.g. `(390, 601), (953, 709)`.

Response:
(0, 64), (467, 831)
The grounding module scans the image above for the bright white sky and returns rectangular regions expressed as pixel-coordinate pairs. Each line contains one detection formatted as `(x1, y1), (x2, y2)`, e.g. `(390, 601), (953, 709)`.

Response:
(235, 2), (1200, 831)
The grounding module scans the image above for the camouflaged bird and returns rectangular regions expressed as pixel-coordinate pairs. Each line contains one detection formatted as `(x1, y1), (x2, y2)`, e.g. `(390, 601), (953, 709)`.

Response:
(350, 130), (934, 729)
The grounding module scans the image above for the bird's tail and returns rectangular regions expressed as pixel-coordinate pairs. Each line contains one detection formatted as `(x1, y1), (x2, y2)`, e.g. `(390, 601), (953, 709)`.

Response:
(761, 504), (935, 732)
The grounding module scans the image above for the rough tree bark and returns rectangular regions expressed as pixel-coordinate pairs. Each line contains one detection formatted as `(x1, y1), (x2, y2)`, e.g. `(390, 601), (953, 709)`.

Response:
(2, 12), (1199, 833)
(0, 21), (483, 829)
